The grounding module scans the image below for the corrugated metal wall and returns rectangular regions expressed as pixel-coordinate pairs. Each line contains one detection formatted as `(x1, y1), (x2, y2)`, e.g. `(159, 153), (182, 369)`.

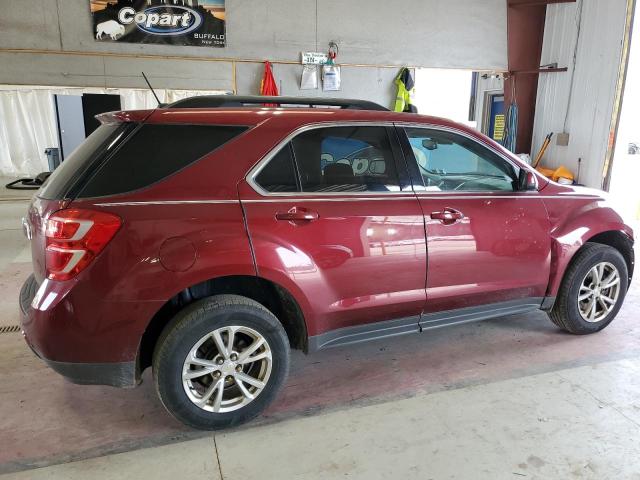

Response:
(531, 0), (629, 188)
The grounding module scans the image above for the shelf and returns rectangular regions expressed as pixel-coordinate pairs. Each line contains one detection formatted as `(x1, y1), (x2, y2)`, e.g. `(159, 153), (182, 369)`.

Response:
(510, 67), (568, 75)
(508, 0), (576, 7)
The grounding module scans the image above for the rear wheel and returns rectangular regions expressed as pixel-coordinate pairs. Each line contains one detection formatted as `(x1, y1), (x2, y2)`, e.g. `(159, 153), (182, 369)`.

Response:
(549, 243), (628, 334)
(153, 295), (290, 430)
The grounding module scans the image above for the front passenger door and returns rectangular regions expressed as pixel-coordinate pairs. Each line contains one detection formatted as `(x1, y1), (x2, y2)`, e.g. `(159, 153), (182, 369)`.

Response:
(398, 126), (551, 315)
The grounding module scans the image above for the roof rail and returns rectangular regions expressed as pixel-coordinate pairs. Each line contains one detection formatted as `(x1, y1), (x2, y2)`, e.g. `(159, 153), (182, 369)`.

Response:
(166, 95), (389, 111)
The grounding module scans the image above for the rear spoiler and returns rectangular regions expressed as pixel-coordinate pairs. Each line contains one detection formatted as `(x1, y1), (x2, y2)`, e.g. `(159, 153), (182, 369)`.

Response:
(96, 109), (155, 125)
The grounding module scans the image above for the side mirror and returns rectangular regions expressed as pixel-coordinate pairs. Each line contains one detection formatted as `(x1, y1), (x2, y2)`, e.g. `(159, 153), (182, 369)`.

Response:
(518, 169), (538, 191)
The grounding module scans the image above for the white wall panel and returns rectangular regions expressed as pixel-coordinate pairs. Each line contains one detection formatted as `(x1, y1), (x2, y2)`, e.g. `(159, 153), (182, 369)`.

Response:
(413, 69), (474, 124)
(532, 0), (628, 188)
(316, 0), (507, 70)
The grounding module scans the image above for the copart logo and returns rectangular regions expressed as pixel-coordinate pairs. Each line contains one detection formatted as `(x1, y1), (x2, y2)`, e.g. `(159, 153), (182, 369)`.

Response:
(118, 6), (202, 36)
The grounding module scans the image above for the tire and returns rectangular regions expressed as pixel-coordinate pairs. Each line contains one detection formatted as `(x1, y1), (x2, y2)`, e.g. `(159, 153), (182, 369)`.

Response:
(549, 242), (628, 334)
(153, 294), (290, 430)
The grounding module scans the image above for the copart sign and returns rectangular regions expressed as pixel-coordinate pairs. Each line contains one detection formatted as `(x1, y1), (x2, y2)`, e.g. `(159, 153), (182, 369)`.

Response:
(90, 0), (225, 48)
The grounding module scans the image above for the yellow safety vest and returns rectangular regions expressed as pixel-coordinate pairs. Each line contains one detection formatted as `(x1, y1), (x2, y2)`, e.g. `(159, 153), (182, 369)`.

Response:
(394, 68), (415, 113)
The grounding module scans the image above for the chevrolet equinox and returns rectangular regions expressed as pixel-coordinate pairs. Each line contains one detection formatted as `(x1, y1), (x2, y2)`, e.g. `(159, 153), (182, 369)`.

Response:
(19, 96), (634, 430)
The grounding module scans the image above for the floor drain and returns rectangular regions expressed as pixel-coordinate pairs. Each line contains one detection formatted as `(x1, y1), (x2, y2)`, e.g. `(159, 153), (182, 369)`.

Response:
(0, 325), (21, 334)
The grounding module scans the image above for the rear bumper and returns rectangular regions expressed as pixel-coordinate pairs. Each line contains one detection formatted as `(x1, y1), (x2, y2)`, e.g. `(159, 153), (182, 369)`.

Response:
(42, 358), (136, 387)
(19, 274), (137, 388)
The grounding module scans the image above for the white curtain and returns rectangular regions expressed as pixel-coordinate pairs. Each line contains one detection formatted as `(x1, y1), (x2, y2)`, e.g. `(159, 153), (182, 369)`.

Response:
(0, 86), (229, 177)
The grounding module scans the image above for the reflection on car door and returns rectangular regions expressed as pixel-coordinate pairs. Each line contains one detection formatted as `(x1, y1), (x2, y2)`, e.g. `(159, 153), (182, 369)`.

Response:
(239, 124), (427, 348)
(397, 126), (552, 319)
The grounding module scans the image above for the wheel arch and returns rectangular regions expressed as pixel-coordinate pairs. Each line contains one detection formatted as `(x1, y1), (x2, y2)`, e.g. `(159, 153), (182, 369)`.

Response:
(137, 275), (309, 375)
(586, 230), (634, 283)
(548, 228), (634, 297)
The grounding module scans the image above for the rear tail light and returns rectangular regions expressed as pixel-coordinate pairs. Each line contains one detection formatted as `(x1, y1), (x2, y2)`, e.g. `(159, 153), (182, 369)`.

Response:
(45, 209), (121, 281)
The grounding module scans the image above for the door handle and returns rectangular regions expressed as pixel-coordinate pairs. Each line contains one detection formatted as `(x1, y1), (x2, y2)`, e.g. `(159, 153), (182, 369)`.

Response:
(275, 207), (319, 223)
(430, 208), (464, 225)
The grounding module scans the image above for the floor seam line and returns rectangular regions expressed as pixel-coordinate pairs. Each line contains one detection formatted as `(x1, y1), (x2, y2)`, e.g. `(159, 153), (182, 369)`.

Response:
(555, 371), (640, 430)
(213, 435), (224, 480)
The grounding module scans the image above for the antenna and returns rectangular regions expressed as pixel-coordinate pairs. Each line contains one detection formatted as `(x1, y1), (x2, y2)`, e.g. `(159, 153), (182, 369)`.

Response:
(142, 72), (162, 107)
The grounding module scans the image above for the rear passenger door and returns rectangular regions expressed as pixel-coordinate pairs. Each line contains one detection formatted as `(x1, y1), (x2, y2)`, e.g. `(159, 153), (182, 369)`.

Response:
(238, 124), (427, 348)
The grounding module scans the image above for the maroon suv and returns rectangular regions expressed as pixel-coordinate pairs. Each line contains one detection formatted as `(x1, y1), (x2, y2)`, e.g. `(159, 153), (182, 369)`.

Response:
(20, 96), (634, 430)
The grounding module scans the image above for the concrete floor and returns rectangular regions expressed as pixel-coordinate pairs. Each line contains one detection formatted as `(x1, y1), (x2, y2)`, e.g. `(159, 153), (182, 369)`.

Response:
(1, 198), (639, 479)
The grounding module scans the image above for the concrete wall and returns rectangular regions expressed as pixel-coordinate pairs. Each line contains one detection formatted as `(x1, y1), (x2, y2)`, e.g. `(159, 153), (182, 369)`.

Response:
(0, 0), (507, 105)
(531, 0), (629, 189)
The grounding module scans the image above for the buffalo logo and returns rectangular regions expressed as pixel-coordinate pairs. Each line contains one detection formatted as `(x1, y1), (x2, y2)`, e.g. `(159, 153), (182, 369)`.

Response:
(117, 6), (203, 36)
(96, 20), (125, 40)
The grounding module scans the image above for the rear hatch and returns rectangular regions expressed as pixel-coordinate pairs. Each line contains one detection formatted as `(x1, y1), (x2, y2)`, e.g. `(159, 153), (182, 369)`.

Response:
(26, 112), (249, 283)
(28, 122), (132, 284)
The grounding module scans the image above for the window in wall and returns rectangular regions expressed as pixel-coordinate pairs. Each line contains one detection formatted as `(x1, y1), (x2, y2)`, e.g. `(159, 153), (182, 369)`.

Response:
(404, 128), (517, 192)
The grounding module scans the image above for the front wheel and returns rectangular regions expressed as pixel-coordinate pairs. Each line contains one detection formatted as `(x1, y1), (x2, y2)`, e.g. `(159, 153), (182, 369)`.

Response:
(153, 295), (290, 430)
(549, 243), (628, 334)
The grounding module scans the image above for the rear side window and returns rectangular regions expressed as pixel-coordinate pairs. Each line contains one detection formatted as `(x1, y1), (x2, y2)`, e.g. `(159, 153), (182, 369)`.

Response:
(293, 126), (400, 193)
(255, 144), (299, 192)
(78, 124), (247, 198)
(39, 124), (126, 200)
(253, 126), (401, 194)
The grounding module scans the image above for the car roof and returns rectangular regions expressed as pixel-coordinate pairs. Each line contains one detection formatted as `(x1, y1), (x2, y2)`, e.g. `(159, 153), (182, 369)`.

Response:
(98, 104), (543, 187)
(104, 106), (516, 155)
(114, 106), (470, 130)
(100, 102), (521, 166)
(166, 95), (389, 111)
(102, 95), (472, 134)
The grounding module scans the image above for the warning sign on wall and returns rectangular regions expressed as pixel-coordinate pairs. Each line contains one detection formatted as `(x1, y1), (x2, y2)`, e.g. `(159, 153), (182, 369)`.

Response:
(493, 114), (505, 141)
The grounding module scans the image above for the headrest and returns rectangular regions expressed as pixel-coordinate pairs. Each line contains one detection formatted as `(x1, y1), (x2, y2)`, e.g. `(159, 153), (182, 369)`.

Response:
(324, 163), (355, 184)
(412, 146), (427, 168)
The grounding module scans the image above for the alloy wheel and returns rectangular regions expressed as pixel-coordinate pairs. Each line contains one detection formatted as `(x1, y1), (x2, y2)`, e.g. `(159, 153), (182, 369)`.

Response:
(182, 326), (272, 413)
(577, 261), (621, 323)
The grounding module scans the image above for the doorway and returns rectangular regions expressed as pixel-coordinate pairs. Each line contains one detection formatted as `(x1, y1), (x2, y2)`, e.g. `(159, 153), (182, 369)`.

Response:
(609, 7), (639, 227)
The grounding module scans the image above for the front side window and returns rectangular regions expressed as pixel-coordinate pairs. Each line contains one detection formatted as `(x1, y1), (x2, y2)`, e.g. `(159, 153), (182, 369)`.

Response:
(405, 128), (517, 192)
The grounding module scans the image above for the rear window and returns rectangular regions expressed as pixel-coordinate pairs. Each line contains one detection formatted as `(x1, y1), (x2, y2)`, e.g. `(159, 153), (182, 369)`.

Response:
(77, 124), (247, 198)
(39, 124), (126, 200)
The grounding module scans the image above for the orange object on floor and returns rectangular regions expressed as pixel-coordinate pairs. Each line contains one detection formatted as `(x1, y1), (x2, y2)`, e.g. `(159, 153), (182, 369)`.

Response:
(536, 167), (555, 178)
(536, 165), (574, 183)
(552, 165), (574, 183)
